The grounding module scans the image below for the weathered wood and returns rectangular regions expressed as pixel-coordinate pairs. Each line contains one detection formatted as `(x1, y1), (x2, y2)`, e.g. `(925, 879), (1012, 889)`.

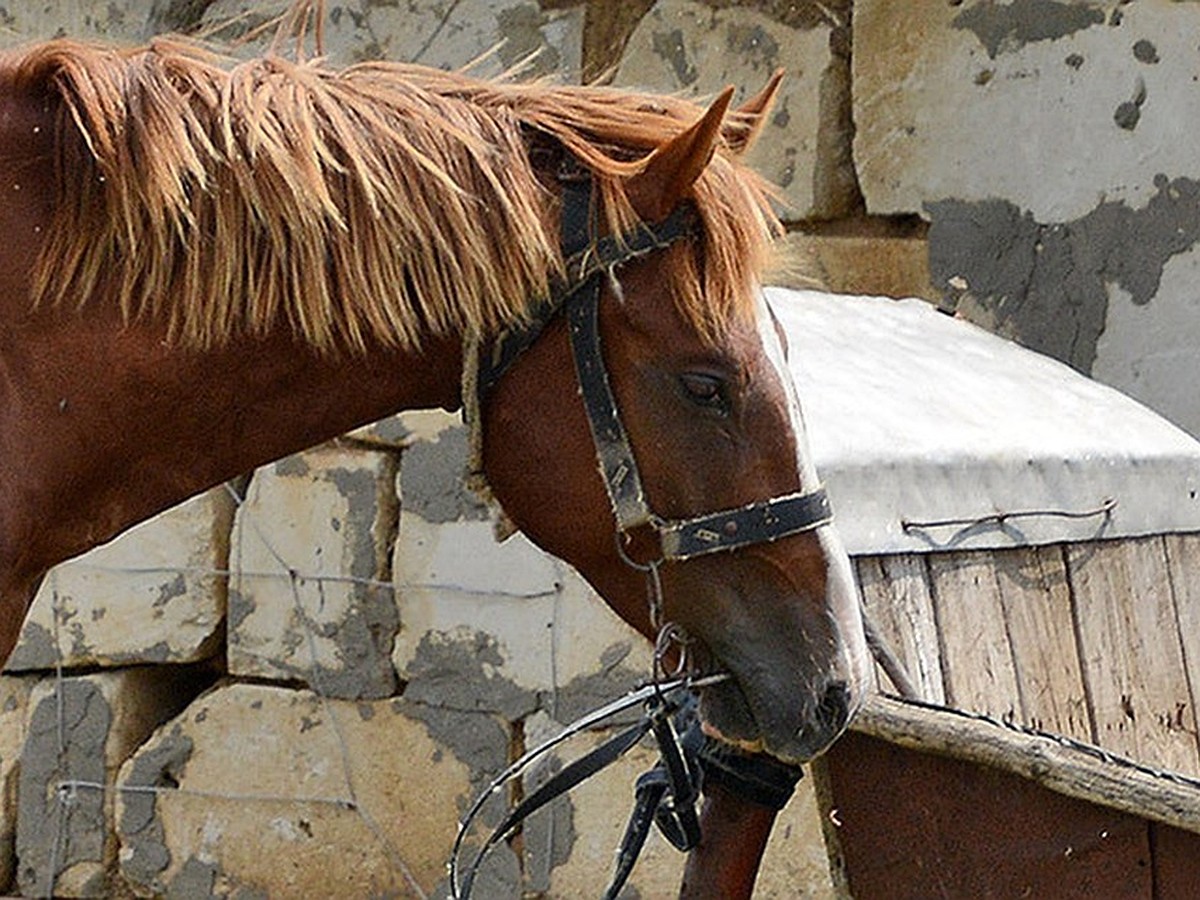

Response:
(993, 545), (1091, 741)
(856, 555), (944, 703)
(854, 694), (1200, 837)
(1165, 533), (1200, 756)
(1068, 537), (1200, 776)
(928, 551), (1020, 717)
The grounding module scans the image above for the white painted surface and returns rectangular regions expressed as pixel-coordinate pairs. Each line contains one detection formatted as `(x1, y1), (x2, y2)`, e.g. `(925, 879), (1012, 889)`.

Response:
(771, 287), (1200, 554)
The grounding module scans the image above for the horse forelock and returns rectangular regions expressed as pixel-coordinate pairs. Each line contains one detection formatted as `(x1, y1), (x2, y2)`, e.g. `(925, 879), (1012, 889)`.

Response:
(12, 38), (779, 352)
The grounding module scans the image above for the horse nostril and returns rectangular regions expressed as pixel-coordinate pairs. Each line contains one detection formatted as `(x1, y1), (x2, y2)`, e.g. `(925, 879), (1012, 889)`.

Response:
(817, 681), (851, 734)
(792, 681), (853, 760)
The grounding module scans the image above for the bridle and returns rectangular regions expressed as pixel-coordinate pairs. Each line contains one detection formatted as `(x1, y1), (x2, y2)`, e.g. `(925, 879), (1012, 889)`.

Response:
(455, 152), (829, 898)
(470, 156), (833, 608)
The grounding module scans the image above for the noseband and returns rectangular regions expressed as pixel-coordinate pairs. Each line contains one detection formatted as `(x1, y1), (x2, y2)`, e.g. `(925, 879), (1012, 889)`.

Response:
(470, 156), (832, 578)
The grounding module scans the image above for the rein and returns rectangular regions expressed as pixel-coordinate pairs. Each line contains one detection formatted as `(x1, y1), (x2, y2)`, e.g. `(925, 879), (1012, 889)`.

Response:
(457, 153), (827, 895)
(447, 672), (804, 899)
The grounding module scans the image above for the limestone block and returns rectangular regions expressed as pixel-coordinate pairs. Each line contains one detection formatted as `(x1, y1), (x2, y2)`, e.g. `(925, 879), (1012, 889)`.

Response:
(519, 718), (687, 896)
(854, 1), (1200, 222)
(115, 682), (517, 899)
(392, 411), (554, 704)
(776, 233), (938, 304)
(393, 565), (656, 725)
(616, 0), (841, 217)
(16, 668), (205, 898)
(8, 488), (233, 671)
(393, 411), (656, 717)
(227, 446), (401, 699)
(201, 0), (584, 77)
(0, 676), (34, 890)
(533, 565), (657, 725)
(856, 0), (1200, 419)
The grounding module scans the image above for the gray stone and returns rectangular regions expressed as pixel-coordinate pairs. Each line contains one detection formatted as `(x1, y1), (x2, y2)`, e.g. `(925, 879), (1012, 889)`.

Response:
(227, 446), (401, 699)
(393, 535), (657, 715)
(927, 176), (1200, 376)
(1094, 244), (1200, 439)
(855, 0), (1200, 439)
(0, 677), (34, 890)
(201, 0), (583, 77)
(0, 0), (167, 47)
(17, 668), (205, 898)
(399, 421), (490, 525)
(616, 0), (838, 217)
(854, 1), (1200, 223)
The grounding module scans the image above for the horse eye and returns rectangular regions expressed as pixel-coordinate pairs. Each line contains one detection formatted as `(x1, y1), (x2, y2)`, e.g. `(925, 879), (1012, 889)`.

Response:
(680, 373), (729, 411)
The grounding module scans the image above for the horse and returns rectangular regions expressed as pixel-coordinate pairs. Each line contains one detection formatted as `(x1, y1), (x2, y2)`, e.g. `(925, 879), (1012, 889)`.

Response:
(0, 35), (869, 896)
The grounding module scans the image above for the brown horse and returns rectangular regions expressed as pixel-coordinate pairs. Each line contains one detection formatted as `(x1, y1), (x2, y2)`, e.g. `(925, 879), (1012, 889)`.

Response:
(0, 36), (868, 894)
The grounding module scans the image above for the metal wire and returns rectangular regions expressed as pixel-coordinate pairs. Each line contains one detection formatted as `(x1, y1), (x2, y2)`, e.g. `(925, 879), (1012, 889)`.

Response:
(41, 471), (429, 900)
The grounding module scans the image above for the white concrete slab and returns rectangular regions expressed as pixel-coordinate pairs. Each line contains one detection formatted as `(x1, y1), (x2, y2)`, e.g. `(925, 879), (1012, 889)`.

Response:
(772, 287), (1200, 553)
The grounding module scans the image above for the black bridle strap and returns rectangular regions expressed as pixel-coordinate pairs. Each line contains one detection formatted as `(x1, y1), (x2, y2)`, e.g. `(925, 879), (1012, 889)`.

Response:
(567, 277), (655, 530)
(458, 716), (655, 898)
(565, 259), (833, 557)
(474, 177), (694, 403)
(455, 688), (701, 900)
(659, 488), (832, 560)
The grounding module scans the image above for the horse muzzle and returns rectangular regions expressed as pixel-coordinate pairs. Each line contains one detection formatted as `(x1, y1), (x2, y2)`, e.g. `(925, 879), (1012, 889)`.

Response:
(696, 668), (861, 765)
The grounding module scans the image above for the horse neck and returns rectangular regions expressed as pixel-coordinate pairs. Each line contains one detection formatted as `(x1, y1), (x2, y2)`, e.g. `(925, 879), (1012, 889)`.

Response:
(0, 73), (468, 661)
(0, 309), (464, 659)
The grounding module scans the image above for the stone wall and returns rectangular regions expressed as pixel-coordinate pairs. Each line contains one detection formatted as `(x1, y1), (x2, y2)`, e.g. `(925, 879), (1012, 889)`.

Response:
(4, 0), (1198, 896)
(5, 411), (835, 898)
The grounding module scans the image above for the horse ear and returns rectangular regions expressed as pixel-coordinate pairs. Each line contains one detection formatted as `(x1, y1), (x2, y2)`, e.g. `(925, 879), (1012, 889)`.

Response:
(626, 86), (735, 222)
(723, 69), (784, 156)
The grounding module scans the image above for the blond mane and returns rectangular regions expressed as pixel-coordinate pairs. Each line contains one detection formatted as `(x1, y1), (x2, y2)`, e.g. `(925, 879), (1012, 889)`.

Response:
(12, 39), (780, 351)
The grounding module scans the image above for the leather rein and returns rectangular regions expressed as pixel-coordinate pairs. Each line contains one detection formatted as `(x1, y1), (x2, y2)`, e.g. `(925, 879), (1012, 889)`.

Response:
(455, 155), (829, 897)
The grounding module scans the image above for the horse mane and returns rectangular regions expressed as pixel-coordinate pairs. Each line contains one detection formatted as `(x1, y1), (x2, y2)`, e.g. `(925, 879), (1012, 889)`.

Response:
(10, 38), (780, 351)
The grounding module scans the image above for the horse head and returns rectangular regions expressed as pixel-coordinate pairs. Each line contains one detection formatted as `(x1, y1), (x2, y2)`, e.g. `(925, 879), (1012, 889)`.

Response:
(479, 79), (871, 765)
(0, 38), (867, 767)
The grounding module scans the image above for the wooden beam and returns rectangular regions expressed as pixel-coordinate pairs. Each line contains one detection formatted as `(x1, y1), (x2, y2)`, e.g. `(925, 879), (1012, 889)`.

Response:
(853, 693), (1200, 836)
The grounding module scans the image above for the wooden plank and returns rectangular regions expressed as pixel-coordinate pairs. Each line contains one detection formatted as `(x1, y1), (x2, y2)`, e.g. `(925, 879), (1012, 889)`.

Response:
(1068, 536), (1200, 776)
(993, 545), (1092, 742)
(855, 555), (944, 703)
(854, 694), (1200, 837)
(928, 551), (1020, 719)
(826, 727), (1155, 900)
(1149, 822), (1200, 900)
(1166, 533), (1200, 770)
